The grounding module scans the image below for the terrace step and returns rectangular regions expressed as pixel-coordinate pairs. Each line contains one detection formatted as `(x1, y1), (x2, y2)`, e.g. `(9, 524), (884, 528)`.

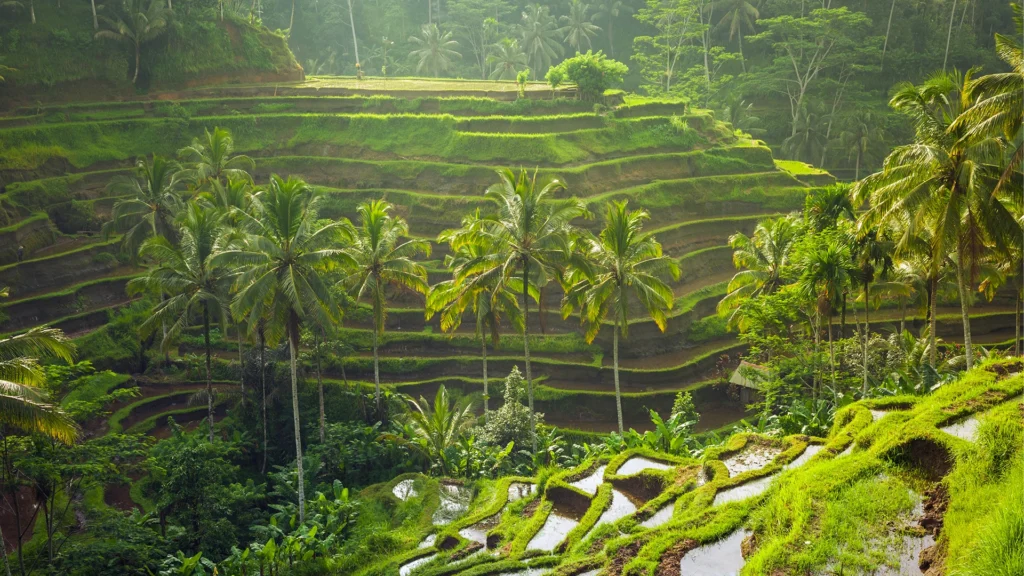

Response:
(1, 274), (136, 332)
(0, 239), (124, 296)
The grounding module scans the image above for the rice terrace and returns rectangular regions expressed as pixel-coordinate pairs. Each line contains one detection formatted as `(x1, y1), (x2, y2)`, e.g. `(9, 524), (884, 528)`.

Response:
(0, 0), (1022, 574)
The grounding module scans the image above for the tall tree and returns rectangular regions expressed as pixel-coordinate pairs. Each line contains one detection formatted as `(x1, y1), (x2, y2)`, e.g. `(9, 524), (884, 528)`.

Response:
(177, 127), (256, 191)
(855, 70), (1018, 372)
(708, 0), (757, 72)
(519, 4), (563, 73)
(94, 0), (171, 85)
(129, 204), (230, 442)
(219, 175), (348, 523)
(340, 200), (429, 417)
(562, 201), (679, 434)
(409, 23), (462, 77)
(429, 221), (524, 419)
(559, 0), (601, 54)
(455, 168), (586, 452)
(717, 215), (799, 329)
(593, 0), (632, 57)
(797, 239), (853, 396)
(487, 38), (529, 80)
(103, 155), (185, 258)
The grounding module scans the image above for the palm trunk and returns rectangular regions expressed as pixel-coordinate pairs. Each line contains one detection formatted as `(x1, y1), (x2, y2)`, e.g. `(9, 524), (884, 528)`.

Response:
(238, 327), (245, 403)
(481, 338), (489, 420)
(203, 304), (214, 443)
(260, 329), (268, 474)
(607, 17), (615, 57)
(289, 0), (295, 30)
(316, 328), (325, 444)
(1015, 290), (1020, 357)
(881, 0), (896, 70)
(828, 312), (836, 390)
(373, 320), (381, 418)
(613, 321), (623, 435)
(943, 0), (957, 71)
(738, 30), (746, 73)
(863, 282), (870, 396)
(812, 312), (820, 402)
(347, 0), (359, 65)
(0, 520), (11, 576)
(132, 44), (140, 85)
(955, 257), (973, 371)
(929, 277), (938, 369)
(522, 260), (536, 453)
(287, 317), (306, 523)
(900, 297), (906, 335)
(90, 0), (98, 29)
(29, 0), (34, 24)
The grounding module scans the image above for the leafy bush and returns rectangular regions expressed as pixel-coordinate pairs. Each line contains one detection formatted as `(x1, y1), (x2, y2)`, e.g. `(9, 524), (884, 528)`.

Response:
(547, 51), (628, 102)
(48, 200), (100, 233)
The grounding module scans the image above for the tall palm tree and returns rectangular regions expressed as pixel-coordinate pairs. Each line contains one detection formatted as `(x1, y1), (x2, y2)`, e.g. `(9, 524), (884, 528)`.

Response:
(455, 168), (586, 452)
(128, 204), (230, 442)
(852, 228), (893, 395)
(0, 323), (77, 443)
(797, 240), (853, 396)
(429, 217), (524, 419)
(717, 215), (798, 329)
(404, 385), (475, 475)
(408, 23), (462, 77)
(839, 112), (883, 181)
(519, 4), (563, 73)
(487, 38), (529, 81)
(340, 200), (429, 417)
(561, 201), (679, 434)
(177, 127), (255, 191)
(708, 0), (757, 72)
(854, 70), (1018, 372)
(218, 175), (349, 523)
(593, 0), (632, 57)
(103, 155), (185, 258)
(94, 0), (170, 85)
(559, 0), (601, 54)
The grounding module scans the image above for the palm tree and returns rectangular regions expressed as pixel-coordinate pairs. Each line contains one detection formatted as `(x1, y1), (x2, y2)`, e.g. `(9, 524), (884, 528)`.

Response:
(852, 228), (893, 395)
(128, 204), (229, 442)
(797, 240), (853, 396)
(429, 217), (525, 420)
(177, 127), (256, 191)
(408, 23), (462, 77)
(404, 385), (475, 475)
(103, 155), (185, 258)
(487, 39), (529, 81)
(0, 324), (77, 443)
(519, 4), (564, 74)
(559, 0), (601, 54)
(717, 215), (798, 329)
(340, 200), (429, 417)
(783, 108), (826, 165)
(805, 185), (854, 232)
(219, 175), (349, 523)
(562, 201), (679, 434)
(95, 0), (171, 85)
(593, 0), (632, 57)
(708, 0), (756, 72)
(854, 70), (1018, 372)
(839, 112), (883, 181)
(455, 168), (586, 452)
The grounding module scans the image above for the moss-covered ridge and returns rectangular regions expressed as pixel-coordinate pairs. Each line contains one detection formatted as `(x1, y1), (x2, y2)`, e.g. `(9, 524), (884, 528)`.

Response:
(355, 358), (1023, 575)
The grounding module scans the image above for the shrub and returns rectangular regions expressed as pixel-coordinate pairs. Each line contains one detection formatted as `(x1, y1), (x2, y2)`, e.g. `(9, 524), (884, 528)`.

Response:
(48, 200), (100, 233)
(548, 51), (628, 102)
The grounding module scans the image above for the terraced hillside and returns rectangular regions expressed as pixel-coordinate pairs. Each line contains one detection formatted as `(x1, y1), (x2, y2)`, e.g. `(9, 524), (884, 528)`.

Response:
(347, 358), (1024, 576)
(0, 79), (1013, 434)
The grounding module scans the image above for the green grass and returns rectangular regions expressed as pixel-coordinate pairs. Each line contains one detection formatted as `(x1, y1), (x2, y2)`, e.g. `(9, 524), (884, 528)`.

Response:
(774, 159), (828, 175)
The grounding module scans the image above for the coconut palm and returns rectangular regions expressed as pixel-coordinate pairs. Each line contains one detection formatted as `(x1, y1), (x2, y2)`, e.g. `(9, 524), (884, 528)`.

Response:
(177, 127), (256, 191)
(854, 70), (1018, 372)
(404, 384), (475, 475)
(717, 215), (799, 330)
(454, 168), (586, 452)
(429, 216), (525, 419)
(519, 4), (564, 74)
(103, 155), (185, 258)
(0, 322), (77, 443)
(128, 203), (230, 442)
(839, 111), (883, 181)
(339, 200), (429, 417)
(852, 228), (894, 395)
(593, 0), (632, 57)
(94, 0), (170, 85)
(408, 23), (462, 77)
(559, 0), (601, 53)
(708, 0), (757, 72)
(218, 175), (349, 523)
(562, 201), (679, 434)
(487, 39), (529, 81)
(797, 240), (853, 396)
